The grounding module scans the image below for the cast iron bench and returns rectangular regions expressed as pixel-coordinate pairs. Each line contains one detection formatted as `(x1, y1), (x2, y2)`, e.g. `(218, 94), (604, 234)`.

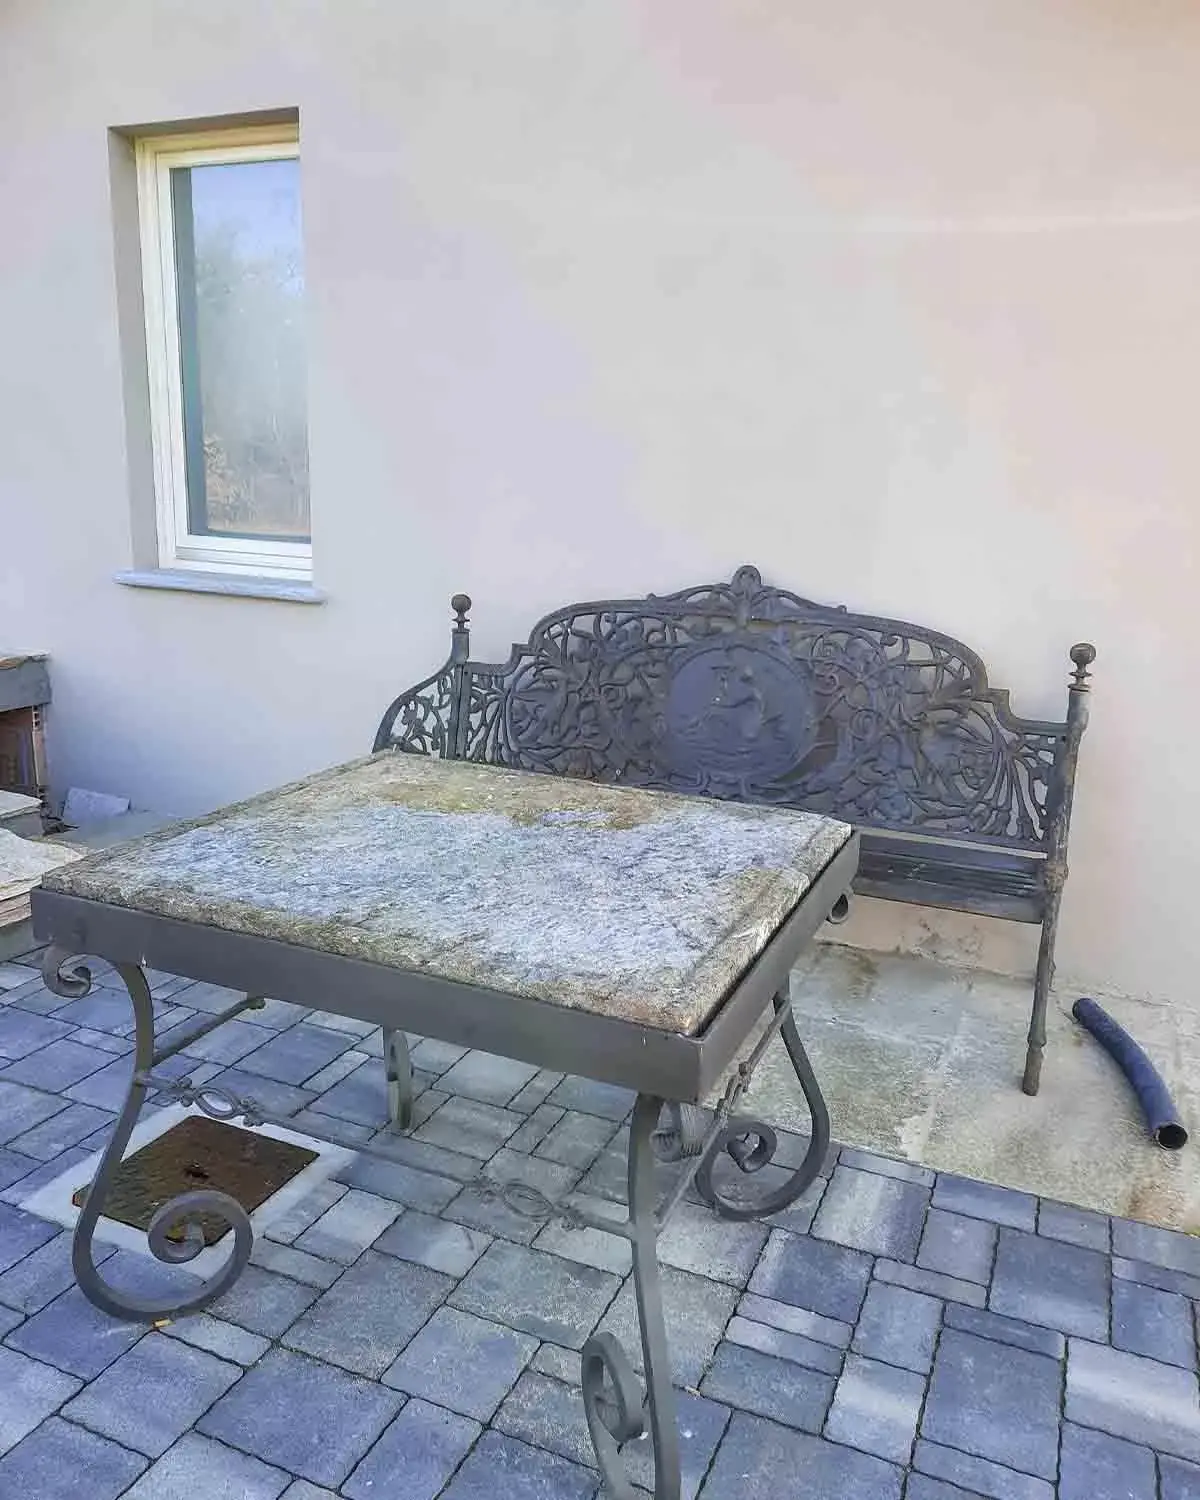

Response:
(375, 565), (1095, 1095)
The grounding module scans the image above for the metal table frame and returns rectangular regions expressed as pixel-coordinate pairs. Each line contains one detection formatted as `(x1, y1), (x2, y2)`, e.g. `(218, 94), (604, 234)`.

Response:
(31, 831), (857, 1500)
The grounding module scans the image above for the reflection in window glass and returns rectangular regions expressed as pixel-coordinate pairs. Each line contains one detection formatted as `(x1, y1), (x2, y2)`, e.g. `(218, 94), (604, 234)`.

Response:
(171, 158), (309, 543)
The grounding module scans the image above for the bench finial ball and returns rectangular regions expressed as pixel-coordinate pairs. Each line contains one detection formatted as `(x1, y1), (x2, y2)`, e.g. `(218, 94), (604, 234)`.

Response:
(451, 593), (472, 629)
(1069, 642), (1096, 686)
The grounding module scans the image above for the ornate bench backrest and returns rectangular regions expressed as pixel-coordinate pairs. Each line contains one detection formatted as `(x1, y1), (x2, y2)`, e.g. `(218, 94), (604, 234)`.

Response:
(375, 566), (1093, 853)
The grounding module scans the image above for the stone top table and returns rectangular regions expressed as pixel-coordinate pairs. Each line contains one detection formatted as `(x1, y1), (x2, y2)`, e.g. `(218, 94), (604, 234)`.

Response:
(31, 752), (858, 1500)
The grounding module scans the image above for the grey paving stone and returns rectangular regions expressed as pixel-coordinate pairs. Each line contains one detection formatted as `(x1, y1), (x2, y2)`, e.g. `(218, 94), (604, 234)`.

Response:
(440, 1429), (597, 1500)
(48, 990), (144, 1033)
(0, 1229), (116, 1313)
(262, 1178), (347, 1244)
(922, 1328), (1061, 1479)
(0, 1346), (81, 1455)
(1058, 1421), (1155, 1500)
(62, 1331), (241, 1456)
(237, 1023), (356, 1085)
(0, 1145), (91, 1207)
(1112, 1275), (1196, 1368)
(724, 1312), (843, 1375)
(699, 1410), (904, 1500)
(1066, 1337), (1200, 1461)
(918, 1208), (996, 1285)
(852, 1280), (942, 1373)
(363, 1130), (483, 1183)
(250, 1237), (343, 1289)
(4, 1282), (145, 1378)
(508, 1102), (566, 1153)
(374, 1208), (491, 1277)
(288, 1109), (374, 1146)
(0, 1008), (74, 1060)
(0, 1037), (110, 1092)
(309, 1059), (393, 1129)
(65, 1026), (132, 1056)
(737, 1290), (852, 1349)
(121, 1431), (288, 1499)
(0, 1147), (37, 1191)
(530, 1342), (582, 1385)
(450, 1240), (620, 1350)
(906, 1478), (987, 1500)
(0, 1080), (66, 1144)
(943, 1302), (1065, 1359)
(172, 1017), (273, 1066)
(438, 1051), (540, 1106)
(343, 1397), (480, 1500)
(749, 1228), (873, 1321)
(7, 1101), (113, 1161)
(534, 1108), (618, 1171)
(294, 1187), (402, 1263)
(235, 996), (309, 1029)
(206, 1067), (316, 1118)
(385, 1305), (537, 1417)
(826, 1353), (924, 1462)
(876, 1256), (988, 1308)
(1037, 1199), (1109, 1253)
(914, 1439), (1054, 1500)
(302, 1047), (371, 1094)
(197, 1347), (403, 1487)
(657, 1198), (769, 1286)
(1162, 1456), (1200, 1500)
(812, 1165), (929, 1261)
(282, 1485), (340, 1500)
(1113, 1254), (1200, 1301)
(989, 1227), (1108, 1339)
(409, 1036), (470, 1075)
(0, 1415), (146, 1498)
(160, 1311), (272, 1364)
(0, 1302), (22, 1336)
(533, 1195), (633, 1274)
(508, 1067), (566, 1115)
(1112, 1218), (1200, 1277)
(932, 1175), (1037, 1231)
(700, 1341), (833, 1431)
(838, 1146), (935, 1186)
(209, 1265), (320, 1338)
(285, 1249), (453, 1377)
(415, 1094), (524, 1159)
(548, 1074), (636, 1121)
(762, 1168), (830, 1236)
(0, 1199), (56, 1275)
(598, 1264), (737, 1385)
(334, 1150), (461, 1212)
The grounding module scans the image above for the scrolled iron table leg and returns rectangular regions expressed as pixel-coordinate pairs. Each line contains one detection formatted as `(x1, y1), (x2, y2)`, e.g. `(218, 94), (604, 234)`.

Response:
(696, 987), (831, 1222)
(581, 1094), (682, 1500)
(42, 946), (254, 1323)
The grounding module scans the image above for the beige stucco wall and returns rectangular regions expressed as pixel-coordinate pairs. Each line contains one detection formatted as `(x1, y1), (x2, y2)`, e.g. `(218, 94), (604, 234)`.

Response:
(1, 1), (1198, 1008)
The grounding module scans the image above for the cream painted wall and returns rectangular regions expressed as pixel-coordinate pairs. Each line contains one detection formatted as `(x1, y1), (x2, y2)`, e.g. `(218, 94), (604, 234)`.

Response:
(1, 1), (1198, 1007)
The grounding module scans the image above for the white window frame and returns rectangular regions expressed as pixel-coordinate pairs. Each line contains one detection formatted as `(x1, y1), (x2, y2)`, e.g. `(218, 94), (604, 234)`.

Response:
(136, 124), (311, 581)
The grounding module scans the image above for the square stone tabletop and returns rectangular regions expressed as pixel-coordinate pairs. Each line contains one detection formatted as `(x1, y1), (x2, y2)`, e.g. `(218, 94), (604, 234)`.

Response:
(41, 754), (851, 1036)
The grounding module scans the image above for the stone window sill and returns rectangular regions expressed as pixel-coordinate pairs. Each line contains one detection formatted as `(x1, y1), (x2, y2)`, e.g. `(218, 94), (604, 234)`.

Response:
(115, 569), (326, 604)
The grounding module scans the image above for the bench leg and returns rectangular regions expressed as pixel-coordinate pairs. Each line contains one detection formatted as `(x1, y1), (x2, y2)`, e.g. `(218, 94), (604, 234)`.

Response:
(383, 1027), (415, 1131)
(581, 1094), (682, 1500)
(1023, 905), (1059, 1096)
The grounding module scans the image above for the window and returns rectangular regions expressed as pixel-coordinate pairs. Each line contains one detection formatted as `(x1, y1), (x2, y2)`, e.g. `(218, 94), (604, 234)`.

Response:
(136, 124), (311, 580)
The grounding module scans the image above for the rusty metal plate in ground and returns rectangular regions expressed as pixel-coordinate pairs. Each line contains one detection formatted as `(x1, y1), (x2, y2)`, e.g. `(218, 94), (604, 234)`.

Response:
(72, 1116), (318, 1246)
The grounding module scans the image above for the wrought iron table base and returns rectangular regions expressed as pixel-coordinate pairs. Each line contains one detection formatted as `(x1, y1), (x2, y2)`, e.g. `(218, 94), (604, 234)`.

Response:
(41, 948), (828, 1500)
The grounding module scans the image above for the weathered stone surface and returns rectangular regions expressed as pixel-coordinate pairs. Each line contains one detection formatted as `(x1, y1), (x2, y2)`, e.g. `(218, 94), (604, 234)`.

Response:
(43, 752), (850, 1034)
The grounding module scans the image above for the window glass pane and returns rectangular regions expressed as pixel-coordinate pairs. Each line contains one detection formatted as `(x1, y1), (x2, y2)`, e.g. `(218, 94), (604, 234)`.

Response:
(171, 157), (309, 543)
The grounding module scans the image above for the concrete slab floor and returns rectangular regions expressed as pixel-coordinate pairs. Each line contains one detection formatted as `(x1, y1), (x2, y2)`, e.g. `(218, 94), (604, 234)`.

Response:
(740, 940), (1200, 1234)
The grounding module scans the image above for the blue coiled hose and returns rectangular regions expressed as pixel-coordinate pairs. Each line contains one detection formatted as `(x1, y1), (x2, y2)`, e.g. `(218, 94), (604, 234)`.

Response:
(1072, 997), (1188, 1151)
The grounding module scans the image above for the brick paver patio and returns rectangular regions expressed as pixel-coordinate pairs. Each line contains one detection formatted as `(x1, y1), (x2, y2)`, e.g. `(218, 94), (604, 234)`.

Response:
(1, 953), (1198, 1498)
